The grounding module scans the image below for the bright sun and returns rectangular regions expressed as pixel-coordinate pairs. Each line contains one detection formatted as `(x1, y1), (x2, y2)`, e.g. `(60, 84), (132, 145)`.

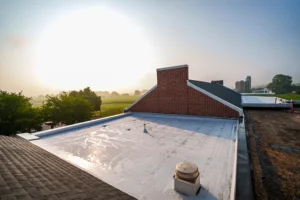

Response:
(35, 7), (156, 91)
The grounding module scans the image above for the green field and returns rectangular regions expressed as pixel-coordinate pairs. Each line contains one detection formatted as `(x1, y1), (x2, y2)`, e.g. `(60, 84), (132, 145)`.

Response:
(92, 96), (140, 119)
(246, 93), (300, 100)
(92, 103), (132, 119)
(101, 95), (140, 104)
(30, 95), (140, 107)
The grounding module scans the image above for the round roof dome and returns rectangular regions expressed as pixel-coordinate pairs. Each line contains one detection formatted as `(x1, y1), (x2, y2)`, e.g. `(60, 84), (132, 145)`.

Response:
(175, 162), (199, 181)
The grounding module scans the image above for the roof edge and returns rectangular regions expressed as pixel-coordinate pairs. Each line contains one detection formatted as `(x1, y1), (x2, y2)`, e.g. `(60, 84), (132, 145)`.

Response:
(125, 85), (157, 111)
(187, 80), (243, 115)
(230, 120), (239, 200)
(17, 133), (39, 141)
(156, 64), (188, 71)
(33, 113), (132, 138)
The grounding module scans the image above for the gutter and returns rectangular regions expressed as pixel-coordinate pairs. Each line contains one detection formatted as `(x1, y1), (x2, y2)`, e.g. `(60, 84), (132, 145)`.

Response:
(235, 115), (254, 200)
(230, 119), (239, 200)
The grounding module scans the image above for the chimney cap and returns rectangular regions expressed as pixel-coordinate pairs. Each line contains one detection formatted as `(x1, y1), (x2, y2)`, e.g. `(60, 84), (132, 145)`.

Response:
(157, 64), (188, 71)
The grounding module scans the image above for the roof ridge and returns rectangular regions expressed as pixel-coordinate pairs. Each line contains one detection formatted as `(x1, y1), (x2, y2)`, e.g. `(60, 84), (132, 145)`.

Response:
(188, 79), (210, 84)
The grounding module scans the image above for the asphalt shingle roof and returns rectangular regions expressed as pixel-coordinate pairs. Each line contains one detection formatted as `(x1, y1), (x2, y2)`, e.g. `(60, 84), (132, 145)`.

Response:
(0, 136), (135, 200)
(189, 80), (242, 108)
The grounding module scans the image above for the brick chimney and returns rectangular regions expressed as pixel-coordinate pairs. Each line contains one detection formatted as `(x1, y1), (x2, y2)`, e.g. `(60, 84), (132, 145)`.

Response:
(156, 65), (189, 114)
(157, 65), (188, 85)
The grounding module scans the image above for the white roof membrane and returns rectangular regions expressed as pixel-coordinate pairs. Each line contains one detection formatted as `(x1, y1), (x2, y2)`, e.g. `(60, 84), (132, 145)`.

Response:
(242, 96), (285, 104)
(32, 113), (237, 200)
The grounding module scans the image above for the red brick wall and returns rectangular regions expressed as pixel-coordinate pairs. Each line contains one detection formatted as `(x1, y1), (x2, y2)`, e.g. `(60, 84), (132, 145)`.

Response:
(128, 87), (158, 113)
(187, 87), (239, 118)
(127, 66), (239, 118)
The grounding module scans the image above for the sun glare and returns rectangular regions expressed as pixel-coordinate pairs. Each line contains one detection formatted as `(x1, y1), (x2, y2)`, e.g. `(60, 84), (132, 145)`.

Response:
(35, 7), (156, 91)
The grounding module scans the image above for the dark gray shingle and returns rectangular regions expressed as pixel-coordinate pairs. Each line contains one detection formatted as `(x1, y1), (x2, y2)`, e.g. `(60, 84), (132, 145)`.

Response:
(0, 136), (135, 200)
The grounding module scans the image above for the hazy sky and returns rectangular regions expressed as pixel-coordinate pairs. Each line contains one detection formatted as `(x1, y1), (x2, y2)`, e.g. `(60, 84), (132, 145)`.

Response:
(0, 0), (299, 96)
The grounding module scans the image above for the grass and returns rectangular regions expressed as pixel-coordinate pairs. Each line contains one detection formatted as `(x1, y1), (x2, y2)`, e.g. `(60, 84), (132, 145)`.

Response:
(93, 103), (131, 119)
(93, 95), (140, 118)
(101, 95), (140, 104)
(245, 93), (300, 100)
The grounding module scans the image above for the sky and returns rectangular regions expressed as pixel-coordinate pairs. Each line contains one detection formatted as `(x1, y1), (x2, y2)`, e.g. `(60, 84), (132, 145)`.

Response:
(0, 0), (299, 96)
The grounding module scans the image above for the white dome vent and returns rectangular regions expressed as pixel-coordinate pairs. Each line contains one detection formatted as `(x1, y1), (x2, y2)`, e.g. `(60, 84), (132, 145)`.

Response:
(174, 162), (201, 196)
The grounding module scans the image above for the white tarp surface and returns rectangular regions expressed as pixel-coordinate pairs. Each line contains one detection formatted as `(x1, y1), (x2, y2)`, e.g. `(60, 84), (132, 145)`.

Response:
(32, 113), (237, 200)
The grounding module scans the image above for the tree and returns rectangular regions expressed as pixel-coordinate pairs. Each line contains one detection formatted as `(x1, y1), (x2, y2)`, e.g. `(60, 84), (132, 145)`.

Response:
(134, 90), (141, 95)
(69, 87), (101, 111)
(42, 92), (93, 126)
(267, 74), (293, 94)
(0, 91), (42, 136)
(111, 91), (120, 97)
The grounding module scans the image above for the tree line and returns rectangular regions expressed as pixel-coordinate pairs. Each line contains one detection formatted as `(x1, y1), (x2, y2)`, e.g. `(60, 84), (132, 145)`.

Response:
(96, 89), (148, 97)
(0, 87), (101, 136)
(267, 74), (300, 94)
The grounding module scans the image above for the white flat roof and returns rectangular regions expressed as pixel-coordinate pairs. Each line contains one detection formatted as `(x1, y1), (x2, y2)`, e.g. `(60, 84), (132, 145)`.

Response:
(242, 96), (285, 104)
(32, 113), (237, 200)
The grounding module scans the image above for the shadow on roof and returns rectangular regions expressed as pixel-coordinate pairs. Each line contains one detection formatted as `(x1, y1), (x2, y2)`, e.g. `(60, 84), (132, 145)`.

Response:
(133, 114), (237, 141)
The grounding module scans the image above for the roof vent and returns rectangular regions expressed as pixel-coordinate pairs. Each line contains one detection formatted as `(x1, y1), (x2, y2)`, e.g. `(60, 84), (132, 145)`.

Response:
(174, 162), (201, 196)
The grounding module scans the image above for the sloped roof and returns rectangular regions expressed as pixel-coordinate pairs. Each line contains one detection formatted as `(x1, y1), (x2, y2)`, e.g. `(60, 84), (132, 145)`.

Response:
(189, 80), (242, 108)
(0, 136), (135, 200)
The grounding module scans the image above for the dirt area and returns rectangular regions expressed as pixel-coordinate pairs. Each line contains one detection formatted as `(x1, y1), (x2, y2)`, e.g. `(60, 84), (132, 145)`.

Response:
(245, 110), (300, 200)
